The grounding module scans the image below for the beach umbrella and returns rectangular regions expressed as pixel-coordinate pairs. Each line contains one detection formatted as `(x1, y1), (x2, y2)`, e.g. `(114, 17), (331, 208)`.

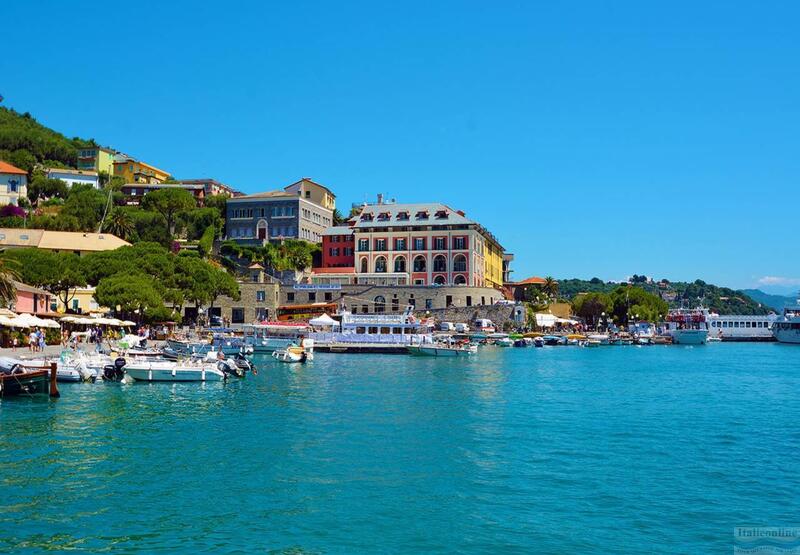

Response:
(121, 320), (136, 327)
(0, 308), (17, 317)
(0, 315), (21, 327)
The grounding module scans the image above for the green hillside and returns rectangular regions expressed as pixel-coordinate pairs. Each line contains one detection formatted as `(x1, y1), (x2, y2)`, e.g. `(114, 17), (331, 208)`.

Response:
(0, 107), (98, 173)
(741, 289), (796, 311)
(556, 278), (770, 315)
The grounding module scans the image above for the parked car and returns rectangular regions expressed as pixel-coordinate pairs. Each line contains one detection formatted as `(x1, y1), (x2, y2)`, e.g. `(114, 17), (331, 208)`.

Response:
(455, 323), (470, 333)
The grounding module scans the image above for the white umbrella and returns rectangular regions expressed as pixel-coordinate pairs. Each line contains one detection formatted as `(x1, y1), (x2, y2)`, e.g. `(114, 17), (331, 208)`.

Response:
(121, 320), (136, 327)
(0, 315), (21, 327)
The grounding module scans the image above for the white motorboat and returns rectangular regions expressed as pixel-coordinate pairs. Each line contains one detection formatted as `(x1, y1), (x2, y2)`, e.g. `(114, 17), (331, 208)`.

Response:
(272, 345), (310, 363)
(407, 342), (477, 357)
(586, 334), (610, 345)
(495, 336), (513, 347)
(772, 304), (800, 344)
(666, 308), (709, 345)
(125, 360), (227, 382)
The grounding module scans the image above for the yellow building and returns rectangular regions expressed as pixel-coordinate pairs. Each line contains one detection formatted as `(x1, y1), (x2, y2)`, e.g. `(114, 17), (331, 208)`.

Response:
(52, 287), (107, 314)
(0, 228), (130, 256)
(113, 155), (170, 184)
(77, 146), (115, 176)
(482, 234), (505, 289)
(284, 177), (336, 210)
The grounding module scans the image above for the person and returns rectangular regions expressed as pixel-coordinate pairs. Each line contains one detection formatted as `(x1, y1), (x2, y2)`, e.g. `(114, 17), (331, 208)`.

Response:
(29, 329), (38, 352)
(38, 329), (46, 352)
(12, 335), (18, 352)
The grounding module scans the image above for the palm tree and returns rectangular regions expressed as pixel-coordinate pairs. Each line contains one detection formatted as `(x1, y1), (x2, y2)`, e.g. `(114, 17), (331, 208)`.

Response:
(0, 252), (20, 307)
(104, 208), (135, 240)
(543, 276), (559, 300)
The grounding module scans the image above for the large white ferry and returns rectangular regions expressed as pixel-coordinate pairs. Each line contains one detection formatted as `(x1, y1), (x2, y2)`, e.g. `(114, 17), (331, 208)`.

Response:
(666, 308), (778, 343)
(665, 308), (709, 345)
(772, 304), (800, 344)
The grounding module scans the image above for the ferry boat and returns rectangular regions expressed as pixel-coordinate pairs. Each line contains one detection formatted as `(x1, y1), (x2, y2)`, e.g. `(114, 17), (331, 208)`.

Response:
(309, 306), (432, 353)
(706, 313), (778, 342)
(665, 308), (709, 345)
(772, 304), (800, 344)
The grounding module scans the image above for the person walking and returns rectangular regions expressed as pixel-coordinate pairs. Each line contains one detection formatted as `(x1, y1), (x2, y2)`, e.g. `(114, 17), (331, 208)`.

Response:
(38, 329), (46, 352)
(29, 329), (38, 352)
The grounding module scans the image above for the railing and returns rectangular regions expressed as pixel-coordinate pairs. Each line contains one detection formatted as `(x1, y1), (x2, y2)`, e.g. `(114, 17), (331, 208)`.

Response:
(309, 332), (427, 344)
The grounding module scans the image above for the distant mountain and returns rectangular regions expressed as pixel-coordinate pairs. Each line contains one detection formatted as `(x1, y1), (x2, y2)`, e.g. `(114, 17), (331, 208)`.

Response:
(740, 289), (797, 312)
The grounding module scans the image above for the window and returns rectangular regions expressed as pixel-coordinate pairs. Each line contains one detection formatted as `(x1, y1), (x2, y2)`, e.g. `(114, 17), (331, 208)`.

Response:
(375, 256), (387, 273)
(446, 295), (453, 307)
(435, 210), (448, 219)
(397, 211), (409, 221)
(434, 237), (446, 250)
(466, 296), (472, 306)
(425, 299), (432, 309)
(394, 256), (407, 273)
(232, 308), (245, 324)
(360, 257), (368, 273)
(454, 275), (467, 285)
(433, 255), (447, 272)
(358, 239), (370, 251)
(256, 291), (266, 302)
(308, 292), (316, 301)
(325, 292), (332, 301)
(413, 238), (425, 250)
(453, 254), (467, 272)
(395, 238), (407, 250)
(392, 298), (399, 312)
(453, 237), (466, 250)
(287, 292), (295, 301)
(362, 304), (369, 314)
(375, 239), (387, 251)
(434, 275), (446, 285)
(305, 191), (311, 198)
(413, 256), (426, 272)
(72, 299), (79, 310)
(415, 211), (429, 220)
(374, 296), (386, 313)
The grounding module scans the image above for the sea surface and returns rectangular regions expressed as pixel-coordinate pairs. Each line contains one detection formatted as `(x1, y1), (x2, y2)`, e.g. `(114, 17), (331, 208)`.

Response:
(1, 343), (799, 553)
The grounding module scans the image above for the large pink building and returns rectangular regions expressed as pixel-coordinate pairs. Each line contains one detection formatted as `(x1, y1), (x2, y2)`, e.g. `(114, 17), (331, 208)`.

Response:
(11, 282), (53, 315)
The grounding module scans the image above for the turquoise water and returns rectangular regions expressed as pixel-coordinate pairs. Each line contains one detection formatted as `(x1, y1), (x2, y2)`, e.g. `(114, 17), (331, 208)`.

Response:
(1, 344), (799, 553)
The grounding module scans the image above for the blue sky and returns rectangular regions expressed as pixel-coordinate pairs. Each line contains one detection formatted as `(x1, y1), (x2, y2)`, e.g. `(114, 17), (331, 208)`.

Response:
(4, 1), (799, 293)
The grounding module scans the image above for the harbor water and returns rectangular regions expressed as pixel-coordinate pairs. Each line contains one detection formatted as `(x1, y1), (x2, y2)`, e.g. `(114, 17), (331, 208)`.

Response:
(1, 343), (799, 553)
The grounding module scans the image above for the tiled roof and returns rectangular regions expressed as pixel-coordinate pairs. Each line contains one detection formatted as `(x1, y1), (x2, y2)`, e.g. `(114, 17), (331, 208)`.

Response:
(46, 168), (99, 177)
(0, 160), (27, 175)
(512, 276), (548, 285)
(351, 202), (473, 228)
(229, 190), (295, 201)
(312, 267), (356, 274)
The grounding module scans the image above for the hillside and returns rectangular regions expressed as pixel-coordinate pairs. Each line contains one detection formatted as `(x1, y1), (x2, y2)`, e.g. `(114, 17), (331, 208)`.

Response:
(741, 289), (797, 311)
(556, 278), (771, 315)
(0, 107), (98, 173)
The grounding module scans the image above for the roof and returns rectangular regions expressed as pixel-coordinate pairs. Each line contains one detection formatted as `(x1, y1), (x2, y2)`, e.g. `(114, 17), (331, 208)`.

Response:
(0, 160), (27, 175)
(284, 178), (336, 198)
(350, 202), (474, 228)
(13, 280), (50, 296)
(121, 183), (205, 192)
(46, 168), (99, 177)
(511, 276), (548, 286)
(0, 228), (129, 251)
(322, 226), (354, 236)
(229, 190), (295, 201)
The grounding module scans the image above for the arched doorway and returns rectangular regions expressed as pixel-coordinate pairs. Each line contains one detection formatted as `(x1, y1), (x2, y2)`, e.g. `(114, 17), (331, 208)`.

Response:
(257, 219), (268, 240)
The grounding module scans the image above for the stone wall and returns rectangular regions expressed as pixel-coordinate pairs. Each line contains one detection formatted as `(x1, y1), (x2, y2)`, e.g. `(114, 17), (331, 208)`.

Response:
(420, 304), (523, 328)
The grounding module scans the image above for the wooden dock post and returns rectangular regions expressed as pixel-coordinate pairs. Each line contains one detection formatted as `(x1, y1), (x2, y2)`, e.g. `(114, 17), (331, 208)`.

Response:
(49, 362), (60, 398)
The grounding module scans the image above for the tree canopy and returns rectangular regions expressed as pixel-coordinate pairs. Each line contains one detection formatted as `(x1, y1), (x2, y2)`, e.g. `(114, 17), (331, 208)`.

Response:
(141, 188), (196, 236)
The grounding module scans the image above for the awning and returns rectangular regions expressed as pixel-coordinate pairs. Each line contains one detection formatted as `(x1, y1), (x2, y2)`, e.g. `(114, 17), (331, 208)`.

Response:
(309, 313), (339, 327)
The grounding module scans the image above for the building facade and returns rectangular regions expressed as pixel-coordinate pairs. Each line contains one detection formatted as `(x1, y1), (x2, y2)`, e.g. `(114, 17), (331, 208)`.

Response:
(314, 199), (507, 288)
(0, 161), (28, 206)
(121, 183), (205, 205)
(176, 179), (240, 197)
(113, 154), (170, 184)
(321, 226), (355, 268)
(226, 178), (335, 245)
(11, 281), (53, 316)
(77, 146), (115, 175)
(0, 228), (129, 255)
(46, 168), (100, 189)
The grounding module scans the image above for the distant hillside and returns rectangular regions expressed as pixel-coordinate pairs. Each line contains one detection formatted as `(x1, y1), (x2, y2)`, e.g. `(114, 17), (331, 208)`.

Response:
(741, 289), (796, 311)
(0, 107), (98, 173)
(557, 278), (770, 315)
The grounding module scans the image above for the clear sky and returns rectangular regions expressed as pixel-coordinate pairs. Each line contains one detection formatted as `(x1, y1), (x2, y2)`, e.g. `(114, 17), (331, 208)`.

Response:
(4, 1), (799, 293)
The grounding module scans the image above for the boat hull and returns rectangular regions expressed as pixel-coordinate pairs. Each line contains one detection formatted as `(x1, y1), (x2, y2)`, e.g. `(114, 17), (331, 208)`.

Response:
(407, 345), (473, 356)
(670, 329), (708, 345)
(0, 370), (50, 397)
(125, 364), (226, 382)
(773, 327), (800, 344)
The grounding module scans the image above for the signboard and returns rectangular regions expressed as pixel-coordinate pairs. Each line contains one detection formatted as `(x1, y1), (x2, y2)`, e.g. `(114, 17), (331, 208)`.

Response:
(292, 284), (342, 291)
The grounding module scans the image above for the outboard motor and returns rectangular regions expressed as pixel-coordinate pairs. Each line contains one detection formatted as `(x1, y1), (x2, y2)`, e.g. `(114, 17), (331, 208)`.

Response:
(103, 357), (126, 381)
(217, 359), (244, 378)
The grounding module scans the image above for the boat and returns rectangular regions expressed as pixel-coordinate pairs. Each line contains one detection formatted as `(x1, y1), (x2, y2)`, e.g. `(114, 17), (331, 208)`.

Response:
(586, 333), (610, 345)
(706, 313), (778, 342)
(0, 358), (53, 397)
(244, 322), (312, 353)
(533, 337), (545, 348)
(407, 341), (477, 356)
(666, 308), (709, 345)
(309, 306), (432, 353)
(772, 304), (800, 344)
(272, 345), (310, 363)
(542, 335), (565, 346)
(512, 338), (528, 347)
(124, 360), (228, 382)
(495, 336), (514, 347)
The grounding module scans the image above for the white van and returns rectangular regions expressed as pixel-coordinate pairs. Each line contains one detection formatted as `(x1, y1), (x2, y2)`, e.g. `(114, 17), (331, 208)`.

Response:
(474, 318), (496, 333)
(439, 321), (455, 332)
(455, 322), (470, 333)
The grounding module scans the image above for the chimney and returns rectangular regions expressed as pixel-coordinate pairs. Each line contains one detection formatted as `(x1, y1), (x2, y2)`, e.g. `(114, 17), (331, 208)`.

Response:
(377, 193), (384, 204)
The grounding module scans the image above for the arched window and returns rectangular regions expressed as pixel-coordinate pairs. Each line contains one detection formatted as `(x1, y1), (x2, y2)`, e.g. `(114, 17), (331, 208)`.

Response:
(374, 295), (386, 313)
(454, 274), (467, 285)
(375, 256), (387, 273)
(256, 219), (268, 240)
(433, 275), (446, 285)
(453, 254), (467, 272)
(433, 255), (447, 272)
(394, 256), (407, 273)
(360, 257), (368, 273)
(413, 255), (426, 272)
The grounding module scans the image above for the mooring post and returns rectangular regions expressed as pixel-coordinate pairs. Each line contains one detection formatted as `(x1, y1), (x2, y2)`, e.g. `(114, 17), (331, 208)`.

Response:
(49, 362), (60, 398)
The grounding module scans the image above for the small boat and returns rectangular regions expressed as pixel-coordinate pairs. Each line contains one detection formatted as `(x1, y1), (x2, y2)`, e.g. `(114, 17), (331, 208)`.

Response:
(542, 335), (564, 346)
(512, 338), (528, 348)
(407, 343), (476, 356)
(533, 337), (545, 348)
(587, 334), (610, 345)
(272, 345), (309, 363)
(125, 361), (227, 382)
(495, 337), (514, 347)
(0, 358), (52, 397)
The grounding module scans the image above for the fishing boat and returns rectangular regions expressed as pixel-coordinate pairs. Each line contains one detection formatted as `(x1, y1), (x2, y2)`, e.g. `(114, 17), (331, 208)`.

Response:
(124, 360), (228, 382)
